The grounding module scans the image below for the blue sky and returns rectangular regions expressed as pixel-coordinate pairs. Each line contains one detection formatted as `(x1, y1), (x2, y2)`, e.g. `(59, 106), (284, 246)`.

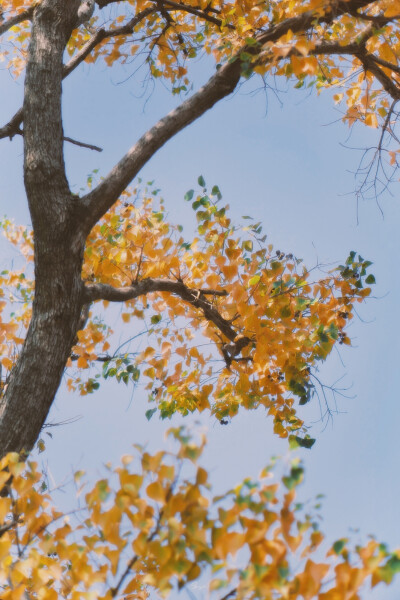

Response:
(1, 32), (400, 598)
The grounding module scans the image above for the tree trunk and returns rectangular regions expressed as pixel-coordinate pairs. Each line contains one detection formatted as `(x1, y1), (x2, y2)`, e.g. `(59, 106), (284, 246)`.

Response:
(0, 0), (83, 458)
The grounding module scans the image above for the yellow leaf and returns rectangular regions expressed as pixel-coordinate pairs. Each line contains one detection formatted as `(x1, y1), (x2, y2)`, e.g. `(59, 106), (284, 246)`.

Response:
(365, 113), (378, 128)
(146, 481), (166, 503)
(1, 357), (13, 370)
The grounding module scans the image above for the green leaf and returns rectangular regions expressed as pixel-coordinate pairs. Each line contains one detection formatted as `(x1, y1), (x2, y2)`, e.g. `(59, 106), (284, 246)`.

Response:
(328, 323), (338, 340)
(211, 185), (222, 199)
(198, 175), (206, 188)
(242, 240), (253, 252)
(295, 297), (308, 310)
(332, 539), (347, 555)
(299, 395), (310, 406)
(378, 555), (400, 583)
(145, 408), (157, 421)
(97, 480), (109, 501)
(317, 330), (329, 343)
(289, 435), (300, 450)
(192, 200), (201, 210)
(294, 436), (315, 449)
(151, 314), (162, 324)
(283, 465), (304, 490)
(184, 189), (194, 201)
(365, 274), (376, 284)
(346, 251), (356, 265)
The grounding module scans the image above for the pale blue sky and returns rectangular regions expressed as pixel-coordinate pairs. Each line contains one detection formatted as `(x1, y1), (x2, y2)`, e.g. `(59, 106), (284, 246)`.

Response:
(1, 32), (400, 598)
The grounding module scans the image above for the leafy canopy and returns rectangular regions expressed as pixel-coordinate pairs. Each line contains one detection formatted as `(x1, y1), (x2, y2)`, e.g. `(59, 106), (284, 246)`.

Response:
(0, 181), (373, 443)
(1, 427), (400, 600)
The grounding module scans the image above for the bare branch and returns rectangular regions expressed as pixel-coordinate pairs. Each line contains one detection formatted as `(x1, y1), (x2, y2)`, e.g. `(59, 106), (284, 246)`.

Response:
(0, 108), (24, 141)
(83, 279), (241, 342)
(0, 6), (33, 37)
(1, 124), (103, 152)
(63, 135), (103, 152)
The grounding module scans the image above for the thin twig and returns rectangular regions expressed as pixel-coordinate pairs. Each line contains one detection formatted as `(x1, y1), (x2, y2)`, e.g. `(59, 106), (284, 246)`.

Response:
(63, 136), (103, 152)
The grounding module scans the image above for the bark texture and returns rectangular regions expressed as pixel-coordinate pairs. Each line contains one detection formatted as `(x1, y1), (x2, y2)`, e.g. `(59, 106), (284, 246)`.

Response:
(0, 0), (84, 457)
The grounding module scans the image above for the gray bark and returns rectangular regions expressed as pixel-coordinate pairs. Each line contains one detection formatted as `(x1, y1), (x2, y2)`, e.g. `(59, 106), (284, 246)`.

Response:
(0, 0), (84, 457)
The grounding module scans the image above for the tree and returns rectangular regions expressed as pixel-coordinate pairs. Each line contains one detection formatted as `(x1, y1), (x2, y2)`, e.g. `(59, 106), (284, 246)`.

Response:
(0, 0), (400, 456)
(0, 0), (400, 597)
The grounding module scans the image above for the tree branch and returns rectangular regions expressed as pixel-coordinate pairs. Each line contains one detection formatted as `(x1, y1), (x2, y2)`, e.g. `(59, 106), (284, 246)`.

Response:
(11, 127), (103, 152)
(0, 6), (33, 37)
(367, 54), (400, 78)
(0, 517), (20, 538)
(0, 108), (24, 141)
(79, 57), (242, 230)
(65, 0), (228, 79)
(63, 7), (157, 77)
(78, 0), (384, 231)
(63, 135), (103, 152)
(83, 279), (240, 342)
(96, 0), (122, 7)
(359, 53), (400, 100)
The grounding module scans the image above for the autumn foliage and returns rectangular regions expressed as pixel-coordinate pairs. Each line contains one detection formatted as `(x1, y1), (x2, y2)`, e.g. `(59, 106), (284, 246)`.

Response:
(1, 427), (400, 600)
(1, 179), (397, 598)
(1, 0), (400, 598)
(1, 181), (373, 442)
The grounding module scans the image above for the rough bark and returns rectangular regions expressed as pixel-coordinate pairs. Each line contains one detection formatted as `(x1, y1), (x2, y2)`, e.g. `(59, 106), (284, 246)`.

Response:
(0, 0), (83, 458)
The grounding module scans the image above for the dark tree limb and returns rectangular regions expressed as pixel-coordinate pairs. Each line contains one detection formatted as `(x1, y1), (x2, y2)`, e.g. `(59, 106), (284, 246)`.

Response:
(63, 135), (103, 152)
(83, 279), (240, 342)
(11, 127), (103, 152)
(369, 55), (400, 77)
(0, 108), (24, 141)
